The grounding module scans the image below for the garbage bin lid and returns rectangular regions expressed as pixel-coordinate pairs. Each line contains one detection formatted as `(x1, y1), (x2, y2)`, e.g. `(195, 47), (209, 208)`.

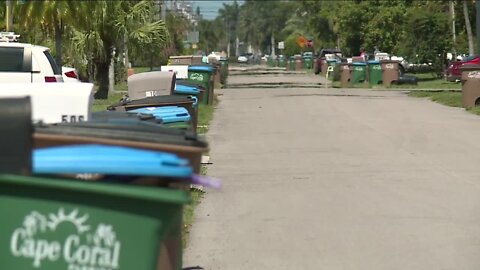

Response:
(352, 62), (367, 66)
(175, 84), (200, 94)
(188, 65), (215, 72)
(367, 60), (380, 64)
(92, 111), (162, 125)
(128, 107), (191, 123)
(33, 144), (193, 177)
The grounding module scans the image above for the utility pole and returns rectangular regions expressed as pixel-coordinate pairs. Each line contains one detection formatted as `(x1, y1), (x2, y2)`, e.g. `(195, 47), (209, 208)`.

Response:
(6, 0), (13, 32)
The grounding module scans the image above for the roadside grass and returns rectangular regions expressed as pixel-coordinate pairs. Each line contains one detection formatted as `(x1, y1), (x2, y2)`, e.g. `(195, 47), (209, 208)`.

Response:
(197, 103), (215, 134)
(329, 72), (461, 90)
(389, 73), (461, 90)
(408, 90), (480, 115)
(92, 92), (124, 112)
(133, 66), (152, 74)
(183, 98), (217, 247)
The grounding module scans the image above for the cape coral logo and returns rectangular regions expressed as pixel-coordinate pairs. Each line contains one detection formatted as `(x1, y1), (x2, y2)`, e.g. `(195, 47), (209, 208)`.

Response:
(468, 71), (480, 79)
(385, 63), (395, 69)
(189, 73), (204, 82)
(10, 208), (121, 269)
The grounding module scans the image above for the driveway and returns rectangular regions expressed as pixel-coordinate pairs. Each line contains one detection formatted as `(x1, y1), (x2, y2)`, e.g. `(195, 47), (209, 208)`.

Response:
(184, 73), (480, 269)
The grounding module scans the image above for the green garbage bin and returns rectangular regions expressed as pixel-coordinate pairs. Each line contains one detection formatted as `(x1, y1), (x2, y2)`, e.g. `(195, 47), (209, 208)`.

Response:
(278, 57), (286, 68)
(219, 57), (229, 86)
(0, 174), (190, 270)
(267, 57), (274, 67)
(326, 59), (338, 80)
(351, 62), (367, 84)
(188, 65), (215, 105)
(368, 60), (382, 85)
(289, 57), (296, 71)
(303, 56), (313, 69)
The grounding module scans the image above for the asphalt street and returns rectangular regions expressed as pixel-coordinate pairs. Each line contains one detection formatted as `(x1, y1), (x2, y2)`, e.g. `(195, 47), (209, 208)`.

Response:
(184, 69), (480, 269)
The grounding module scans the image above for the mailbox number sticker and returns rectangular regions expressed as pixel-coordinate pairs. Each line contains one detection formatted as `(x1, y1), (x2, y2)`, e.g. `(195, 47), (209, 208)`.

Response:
(61, 115), (85, 123)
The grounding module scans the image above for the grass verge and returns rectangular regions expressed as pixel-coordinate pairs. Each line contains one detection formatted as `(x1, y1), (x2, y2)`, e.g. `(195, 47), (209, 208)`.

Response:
(92, 92), (125, 112)
(330, 72), (461, 90)
(389, 73), (461, 90)
(408, 90), (480, 115)
(182, 99), (217, 247)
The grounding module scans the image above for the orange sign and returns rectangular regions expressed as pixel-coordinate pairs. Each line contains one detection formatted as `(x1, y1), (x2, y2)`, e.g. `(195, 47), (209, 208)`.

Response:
(297, 36), (306, 48)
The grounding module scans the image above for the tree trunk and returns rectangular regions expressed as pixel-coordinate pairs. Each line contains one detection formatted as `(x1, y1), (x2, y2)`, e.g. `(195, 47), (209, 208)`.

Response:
(464, 0), (475, 55)
(450, 1), (456, 59)
(124, 33), (130, 69)
(94, 44), (112, 99)
(108, 52), (115, 96)
(270, 32), (275, 57)
(95, 60), (110, 99)
(235, 36), (239, 56)
(55, 23), (63, 68)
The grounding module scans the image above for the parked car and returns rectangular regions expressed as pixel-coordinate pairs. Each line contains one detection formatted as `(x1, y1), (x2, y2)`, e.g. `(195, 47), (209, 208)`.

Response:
(237, 55), (248, 63)
(445, 55), (480, 82)
(0, 32), (64, 83)
(62, 66), (81, 83)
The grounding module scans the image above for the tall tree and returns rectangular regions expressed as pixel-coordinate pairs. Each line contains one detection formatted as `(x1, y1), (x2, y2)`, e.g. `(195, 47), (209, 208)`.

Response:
(399, 4), (451, 76)
(218, 0), (240, 56)
(463, 0), (475, 55)
(17, 1), (81, 67)
(69, 0), (169, 98)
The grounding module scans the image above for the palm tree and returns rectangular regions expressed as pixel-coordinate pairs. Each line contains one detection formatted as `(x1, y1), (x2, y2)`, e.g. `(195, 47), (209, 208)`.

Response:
(71, 0), (168, 98)
(115, 0), (169, 73)
(17, 0), (79, 67)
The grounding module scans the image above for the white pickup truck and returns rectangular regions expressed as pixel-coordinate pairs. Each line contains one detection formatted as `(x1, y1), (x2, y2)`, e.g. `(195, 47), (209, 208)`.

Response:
(0, 32), (64, 83)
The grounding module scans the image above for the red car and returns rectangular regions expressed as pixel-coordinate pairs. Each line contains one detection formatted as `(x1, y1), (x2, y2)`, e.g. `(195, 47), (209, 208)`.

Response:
(446, 56), (480, 82)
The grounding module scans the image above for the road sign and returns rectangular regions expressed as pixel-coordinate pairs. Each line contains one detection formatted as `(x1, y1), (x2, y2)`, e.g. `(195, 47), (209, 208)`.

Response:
(278, 41), (285, 50)
(297, 36), (306, 48)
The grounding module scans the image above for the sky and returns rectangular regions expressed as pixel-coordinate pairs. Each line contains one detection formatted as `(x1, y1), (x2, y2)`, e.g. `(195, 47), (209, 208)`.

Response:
(191, 1), (244, 20)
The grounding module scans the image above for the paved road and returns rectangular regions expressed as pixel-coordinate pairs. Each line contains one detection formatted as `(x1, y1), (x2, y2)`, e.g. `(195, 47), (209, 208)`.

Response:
(184, 71), (480, 269)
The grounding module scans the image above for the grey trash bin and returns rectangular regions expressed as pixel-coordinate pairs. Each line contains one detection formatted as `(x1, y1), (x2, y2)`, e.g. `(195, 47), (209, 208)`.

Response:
(127, 71), (176, 100)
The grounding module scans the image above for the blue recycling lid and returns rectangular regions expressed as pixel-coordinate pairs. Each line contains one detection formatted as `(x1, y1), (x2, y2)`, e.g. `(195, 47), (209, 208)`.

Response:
(188, 65), (214, 72)
(159, 114), (191, 123)
(352, 62), (367, 66)
(129, 106), (187, 114)
(129, 107), (191, 123)
(175, 84), (200, 94)
(368, 60), (380, 64)
(33, 145), (193, 178)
